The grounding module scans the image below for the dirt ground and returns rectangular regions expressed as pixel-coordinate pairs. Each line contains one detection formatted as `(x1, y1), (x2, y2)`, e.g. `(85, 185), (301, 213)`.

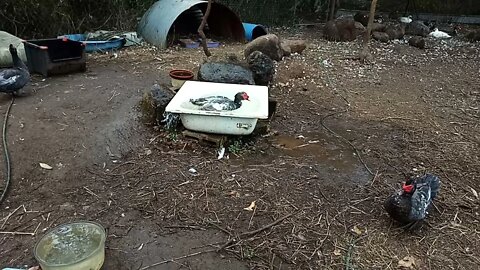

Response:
(0, 26), (479, 270)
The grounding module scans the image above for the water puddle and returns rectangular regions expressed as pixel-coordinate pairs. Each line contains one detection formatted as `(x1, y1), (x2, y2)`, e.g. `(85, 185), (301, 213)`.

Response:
(272, 133), (370, 182)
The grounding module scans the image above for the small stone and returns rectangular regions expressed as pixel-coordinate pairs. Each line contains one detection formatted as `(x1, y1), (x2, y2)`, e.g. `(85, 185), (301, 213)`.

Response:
(372, 31), (390, 43)
(60, 202), (75, 211)
(408, 36), (425, 49)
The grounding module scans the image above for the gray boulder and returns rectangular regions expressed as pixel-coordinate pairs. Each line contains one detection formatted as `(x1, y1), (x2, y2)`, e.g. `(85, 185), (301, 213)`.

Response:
(372, 23), (386, 32)
(385, 24), (405, 40)
(247, 51), (275, 86)
(282, 39), (307, 54)
(354, 11), (369, 26)
(140, 84), (174, 125)
(466, 29), (480, 42)
(372, 31), (389, 43)
(405, 21), (431, 37)
(280, 42), (291, 56)
(324, 19), (360, 42)
(244, 34), (283, 61)
(409, 36), (425, 49)
(405, 21), (430, 37)
(198, 62), (255, 85)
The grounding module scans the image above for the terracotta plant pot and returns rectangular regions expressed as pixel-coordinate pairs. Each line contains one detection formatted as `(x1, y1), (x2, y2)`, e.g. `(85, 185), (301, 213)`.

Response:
(169, 69), (194, 89)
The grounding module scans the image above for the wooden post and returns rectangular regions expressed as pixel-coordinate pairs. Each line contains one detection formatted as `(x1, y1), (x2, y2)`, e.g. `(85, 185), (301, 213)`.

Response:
(359, 0), (378, 62)
(198, 0), (212, 57)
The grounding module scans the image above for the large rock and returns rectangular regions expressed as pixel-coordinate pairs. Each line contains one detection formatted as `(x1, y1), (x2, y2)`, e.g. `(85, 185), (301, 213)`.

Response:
(247, 51), (275, 86)
(409, 36), (425, 49)
(354, 22), (366, 35)
(354, 11), (369, 26)
(282, 40), (307, 54)
(244, 34), (283, 61)
(405, 21), (431, 37)
(466, 29), (480, 42)
(372, 31), (390, 43)
(198, 62), (255, 85)
(280, 42), (291, 57)
(385, 24), (405, 40)
(139, 84), (174, 125)
(372, 23), (386, 32)
(324, 19), (360, 42)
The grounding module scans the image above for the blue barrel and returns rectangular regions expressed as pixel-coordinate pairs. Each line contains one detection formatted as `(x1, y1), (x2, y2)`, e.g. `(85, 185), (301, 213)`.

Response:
(242, 23), (268, 41)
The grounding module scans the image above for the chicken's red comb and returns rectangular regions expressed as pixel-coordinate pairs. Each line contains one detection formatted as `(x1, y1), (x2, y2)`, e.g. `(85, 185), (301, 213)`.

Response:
(402, 182), (414, 193)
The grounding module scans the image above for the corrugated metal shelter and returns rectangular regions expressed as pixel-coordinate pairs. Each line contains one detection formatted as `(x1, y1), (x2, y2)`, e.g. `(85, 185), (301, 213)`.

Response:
(137, 0), (245, 48)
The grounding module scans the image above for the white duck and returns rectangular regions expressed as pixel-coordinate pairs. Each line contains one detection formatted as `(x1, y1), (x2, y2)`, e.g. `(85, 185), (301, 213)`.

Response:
(429, 28), (452, 39)
(399, 15), (412, 24)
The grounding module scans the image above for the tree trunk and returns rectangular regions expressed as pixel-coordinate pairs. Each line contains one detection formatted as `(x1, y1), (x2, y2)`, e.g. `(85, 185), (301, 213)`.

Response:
(327, 0), (337, 21)
(359, 0), (378, 62)
(198, 0), (212, 57)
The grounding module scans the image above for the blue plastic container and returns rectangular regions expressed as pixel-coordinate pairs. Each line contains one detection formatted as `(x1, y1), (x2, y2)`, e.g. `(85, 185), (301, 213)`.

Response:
(242, 23), (268, 41)
(58, 34), (126, 53)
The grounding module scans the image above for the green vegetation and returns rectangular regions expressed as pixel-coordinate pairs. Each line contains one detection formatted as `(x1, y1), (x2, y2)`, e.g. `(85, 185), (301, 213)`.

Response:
(1, 0), (478, 39)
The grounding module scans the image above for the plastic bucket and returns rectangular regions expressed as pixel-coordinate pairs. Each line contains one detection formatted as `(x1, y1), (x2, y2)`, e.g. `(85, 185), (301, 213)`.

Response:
(242, 23), (268, 42)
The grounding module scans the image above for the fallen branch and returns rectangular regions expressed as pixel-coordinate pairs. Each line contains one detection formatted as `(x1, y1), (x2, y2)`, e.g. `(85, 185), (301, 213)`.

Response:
(140, 213), (295, 268)
(0, 231), (35, 236)
(218, 212), (296, 251)
(139, 249), (217, 270)
(198, 0), (212, 57)
(1, 204), (23, 229)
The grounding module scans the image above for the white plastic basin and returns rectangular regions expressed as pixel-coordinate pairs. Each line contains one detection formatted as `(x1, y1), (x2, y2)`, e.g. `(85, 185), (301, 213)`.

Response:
(165, 81), (269, 135)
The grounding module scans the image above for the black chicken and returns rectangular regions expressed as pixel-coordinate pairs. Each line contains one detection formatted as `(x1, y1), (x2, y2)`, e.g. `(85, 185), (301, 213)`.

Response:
(384, 174), (441, 226)
(190, 91), (250, 111)
(0, 44), (30, 95)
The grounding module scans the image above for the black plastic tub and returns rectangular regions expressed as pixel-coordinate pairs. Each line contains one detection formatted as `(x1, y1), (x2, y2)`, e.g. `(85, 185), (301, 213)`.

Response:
(24, 38), (87, 77)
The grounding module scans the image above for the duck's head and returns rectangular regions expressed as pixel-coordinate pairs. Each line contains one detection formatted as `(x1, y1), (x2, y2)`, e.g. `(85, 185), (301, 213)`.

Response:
(402, 177), (415, 194)
(235, 92), (250, 101)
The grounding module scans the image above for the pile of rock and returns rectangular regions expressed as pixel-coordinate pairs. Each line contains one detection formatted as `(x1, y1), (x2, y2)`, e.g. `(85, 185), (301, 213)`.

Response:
(345, 12), (428, 49)
(197, 34), (307, 87)
(323, 19), (365, 42)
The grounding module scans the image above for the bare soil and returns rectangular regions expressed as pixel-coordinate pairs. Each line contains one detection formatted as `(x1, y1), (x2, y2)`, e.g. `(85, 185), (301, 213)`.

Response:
(1, 27), (479, 270)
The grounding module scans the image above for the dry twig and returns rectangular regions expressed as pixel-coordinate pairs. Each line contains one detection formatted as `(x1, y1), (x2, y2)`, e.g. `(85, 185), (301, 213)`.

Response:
(198, 0), (212, 57)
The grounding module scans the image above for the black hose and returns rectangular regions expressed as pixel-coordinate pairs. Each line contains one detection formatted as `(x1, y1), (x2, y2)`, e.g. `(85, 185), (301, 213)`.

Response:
(0, 95), (15, 204)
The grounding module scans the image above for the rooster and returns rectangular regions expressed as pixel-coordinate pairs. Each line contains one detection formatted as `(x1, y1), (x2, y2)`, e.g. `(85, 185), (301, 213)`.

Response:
(0, 44), (30, 95)
(384, 173), (441, 227)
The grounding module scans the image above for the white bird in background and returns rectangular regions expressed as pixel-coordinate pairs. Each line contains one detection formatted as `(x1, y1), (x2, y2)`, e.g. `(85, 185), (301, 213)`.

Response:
(429, 28), (452, 39)
(399, 15), (413, 24)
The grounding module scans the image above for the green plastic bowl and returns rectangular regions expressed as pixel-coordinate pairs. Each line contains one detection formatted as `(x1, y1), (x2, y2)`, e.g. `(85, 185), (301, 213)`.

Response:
(34, 221), (106, 270)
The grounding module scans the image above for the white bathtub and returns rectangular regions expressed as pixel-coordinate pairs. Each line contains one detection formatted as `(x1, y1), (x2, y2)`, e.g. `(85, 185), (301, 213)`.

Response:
(165, 81), (269, 135)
